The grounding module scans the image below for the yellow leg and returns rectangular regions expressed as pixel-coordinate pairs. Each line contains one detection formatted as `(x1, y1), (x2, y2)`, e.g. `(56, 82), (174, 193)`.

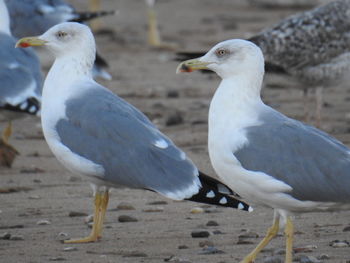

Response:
(240, 217), (280, 263)
(285, 216), (294, 263)
(147, 5), (162, 47)
(2, 121), (12, 144)
(89, 0), (102, 32)
(97, 191), (109, 239)
(65, 193), (102, 243)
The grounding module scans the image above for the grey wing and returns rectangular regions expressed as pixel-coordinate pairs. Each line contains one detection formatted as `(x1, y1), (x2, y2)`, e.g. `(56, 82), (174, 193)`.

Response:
(0, 35), (42, 112)
(250, 0), (350, 70)
(6, 0), (75, 37)
(56, 85), (200, 199)
(234, 109), (350, 203)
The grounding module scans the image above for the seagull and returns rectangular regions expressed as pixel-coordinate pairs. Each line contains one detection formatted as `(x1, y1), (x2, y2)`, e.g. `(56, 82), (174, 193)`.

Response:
(0, 0), (42, 167)
(177, 39), (350, 263)
(176, 0), (350, 126)
(5, 0), (115, 80)
(16, 22), (251, 244)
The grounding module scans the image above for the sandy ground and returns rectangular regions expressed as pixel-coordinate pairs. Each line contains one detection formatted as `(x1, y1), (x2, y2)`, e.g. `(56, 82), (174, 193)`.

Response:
(1, 0), (350, 262)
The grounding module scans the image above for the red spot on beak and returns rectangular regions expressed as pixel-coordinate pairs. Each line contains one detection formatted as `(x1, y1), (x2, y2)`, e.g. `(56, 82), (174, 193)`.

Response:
(19, 42), (30, 48)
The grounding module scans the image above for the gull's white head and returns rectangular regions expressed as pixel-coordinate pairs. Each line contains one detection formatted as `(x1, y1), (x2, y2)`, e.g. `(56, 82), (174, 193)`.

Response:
(177, 39), (265, 79)
(0, 0), (11, 35)
(16, 22), (96, 63)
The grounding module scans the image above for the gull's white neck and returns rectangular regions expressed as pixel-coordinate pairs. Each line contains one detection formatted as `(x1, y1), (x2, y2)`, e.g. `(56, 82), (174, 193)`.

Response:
(209, 72), (264, 131)
(0, 0), (11, 35)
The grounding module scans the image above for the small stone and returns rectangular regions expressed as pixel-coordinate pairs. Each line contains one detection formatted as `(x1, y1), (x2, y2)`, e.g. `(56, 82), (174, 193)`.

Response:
(206, 220), (219, 226)
(317, 254), (330, 260)
(68, 211), (88, 217)
(263, 255), (283, 263)
(329, 240), (350, 248)
(343, 226), (350, 232)
(0, 232), (11, 240)
(116, 202), (135, 210)
(37, 219), (51, 225)
(143, 207), (164, 212)
(28, 195), (41, 199)
(57, 232), (69, 241)
(63, 247), (78, 252)
(178, 245), (188, 249)
(298, 255), (321, 263)
(118, 215), (138, 223)
(68, 176), (81, 182)
(239, 229), (259, 238)
(122, 251), (147, 257)
(84, 214), (94, 224)
(191, 230), (210, 238)
(198, 246), (225, 255)
(9, 234), (24, 240)
(167, 90), (180, 98)
(190, 207), (204, 214)
(49, 257), (66, 261)
(199, 240), (214, 247)
(164, 255), (191, 262)
(33, 179), (42, 183)
(147, 200), (168, 205)
(20, 167), (45, 174)
(237, 238), (255, 245)
(165, 111), (184, 126)
(212, 230), (224, 235)
(293, 245), (317, 253)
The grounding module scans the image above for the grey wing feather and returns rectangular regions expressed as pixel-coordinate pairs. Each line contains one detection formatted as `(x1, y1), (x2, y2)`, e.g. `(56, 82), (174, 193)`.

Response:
(234, 108), (350, 203)
(5, 0), (75, 37)
(0, 33), (42, 107)
(56, 85), (200, 199)
(250, 0), (350, 71)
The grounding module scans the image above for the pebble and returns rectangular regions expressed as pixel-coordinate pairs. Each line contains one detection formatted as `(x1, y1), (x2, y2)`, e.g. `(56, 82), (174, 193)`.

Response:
(212, 230), (224, 235)
(84, 215), (93, 224)
(198, 246), (225, 255)
(68, 176), (81, 182)
(343, 226), (350, 232)
(118, 215), (138, 223)
(37, 219), (51, 225)
(238, 231), (259, 238)
(122, 251), (147, 257)
(116, 202), (135, 210)
(199, 240), (214, 247)
(57, 232), (69, 241)
(33, 179), (42, 183)
(178, 245), (188, 249)
(9, 234), (24, 241)
(293, 245), (317, 253)
(191, 230), (210, 238)
(167, 90), (180, 98)
(165, 111), (184, 126)
(263, 255), (283, 263)
(142, 207), (164, 212)
(68, 211), (88, 217)
(206, 220), (219, 226)
(329, 240), (350, 248)
(164, 255), (191, 262)
(63, 247), (78, 252)
(298, 255), (321, 263)
(0, 232), (11, 240)
(28, 195), (41, 200)
(236, 238), (255, 245)
(190, 207), (204, 214)
(147, 200), (168, 205)
(49, 257), (66, 261)
(317, 254), (330, 260)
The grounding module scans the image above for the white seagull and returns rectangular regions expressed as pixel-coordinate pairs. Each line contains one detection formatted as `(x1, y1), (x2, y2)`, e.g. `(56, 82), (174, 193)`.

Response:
(16, 23), (251, 244)
(177, 39), (350, 263)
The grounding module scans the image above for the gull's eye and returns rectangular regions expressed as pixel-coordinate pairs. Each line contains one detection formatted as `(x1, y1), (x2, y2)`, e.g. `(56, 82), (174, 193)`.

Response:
(56, 31), (68, 38)
(215, 48), (228, 57)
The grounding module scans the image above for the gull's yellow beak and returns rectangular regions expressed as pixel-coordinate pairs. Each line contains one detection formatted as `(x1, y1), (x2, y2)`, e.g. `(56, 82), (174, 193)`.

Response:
(15, 37), (47, 48)
(176, 58), (211, 74)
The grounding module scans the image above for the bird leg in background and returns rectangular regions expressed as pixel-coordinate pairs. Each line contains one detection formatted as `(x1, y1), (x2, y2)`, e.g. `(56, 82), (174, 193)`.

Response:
(303, 88), (311, 123)
(315, 86), (324, 128)
(240, 217), (280, 263)
(2, 121), (12, 144)
(284, 216), (294, 263)
(145, 0), (177, 50)
(89, 0), (102, 32)
(97, 190), (109, 239)
(65, 192), (103, 243)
